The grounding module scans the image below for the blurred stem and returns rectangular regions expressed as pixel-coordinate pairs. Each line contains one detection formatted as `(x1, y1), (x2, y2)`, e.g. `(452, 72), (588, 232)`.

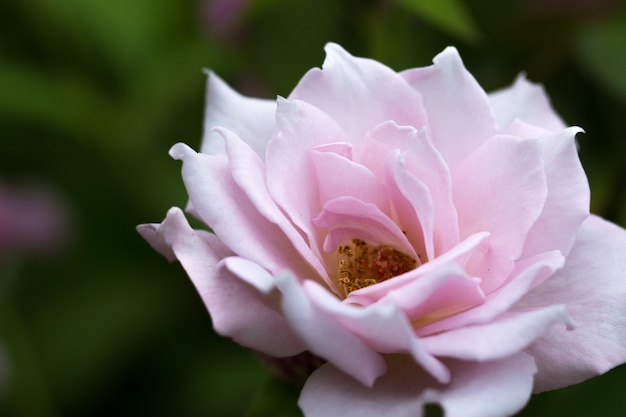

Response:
(0, 262), (58, 417)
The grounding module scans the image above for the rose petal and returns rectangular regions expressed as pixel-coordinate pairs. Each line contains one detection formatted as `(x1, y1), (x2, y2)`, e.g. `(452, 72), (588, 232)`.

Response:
(275, 271), (387, 387)
(137, 208), (305, 357)
(304, 280), (450, 383)
(499, 118), (553, 138)
(391, 275), (485, 328)
(517, 215), (626, 392)
(170, 142), (320, 278)
(311, 148), (390, 215)
(348, 231), (490, 306)
(377, 261), (485, 327)
(200, 71), (276, 158)
(219, 127), (330, 282)
(313, 141), (353, 159)
(221, 256), (275, 293)
(424, 353), (537, 417)
(358, 122), (455, 261)
(488, 74), (566, 133)
(312, 196), (416, 259)
(421, 306), (571, 361)
(521, 127), (590, 258)
(462, 239), (516, 296)
(290, 43), (428, 148)
(299, 353), (537, 417)
(137, 222), (177, 262)
(266, 97), (351, 258)
(390, 125), (459, 256)
(452, 135), (548, 292)
(401, 47), (497, 170)
(385, 151), (433, 262)
(358, 124), (410, 180)
(418, 250), (565, 336)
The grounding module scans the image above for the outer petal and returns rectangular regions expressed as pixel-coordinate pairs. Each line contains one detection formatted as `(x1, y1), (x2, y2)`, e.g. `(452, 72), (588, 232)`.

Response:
(289, 43), (428, 148)
(200, 71), (276, 158)
(452, 135), (547, 292)
(171, 141), (320, 280)
(421, 306), (570, 361)
(304, 280), (450, 384)
(517, 215), (626, 392)
(521, 127), (590, 258)
(401, 47), (497, 170)
(137, 222), (177, 262)
(220, 127), (329, 282)
(275, 271), (387, 387)
(453, 135), (546, 260)
(136, 208), (305, 357)
(488, 74), (566, 133)
(299, 353), (537, 417)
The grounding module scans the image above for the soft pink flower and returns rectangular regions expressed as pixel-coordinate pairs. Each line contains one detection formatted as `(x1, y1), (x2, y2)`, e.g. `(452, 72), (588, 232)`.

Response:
(0, 182), (69, 260)
(138, 44), (626, 416)
(201, 0), (250, 37)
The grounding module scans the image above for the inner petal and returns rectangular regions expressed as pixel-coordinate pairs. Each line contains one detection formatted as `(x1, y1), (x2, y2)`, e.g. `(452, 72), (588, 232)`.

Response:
(336, 238), (418, 297)
(313, 196), (421, 297)
(311, 148), (390, 216)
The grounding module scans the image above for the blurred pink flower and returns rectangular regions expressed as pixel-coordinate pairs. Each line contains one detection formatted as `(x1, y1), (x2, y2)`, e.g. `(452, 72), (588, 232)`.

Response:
(0, 182), (69, 260)
(201, 0), (250, 37)
(139, 44), (626, 416)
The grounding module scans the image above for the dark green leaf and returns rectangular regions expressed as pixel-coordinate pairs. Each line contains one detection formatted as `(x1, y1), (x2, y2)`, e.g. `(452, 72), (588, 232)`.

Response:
(575, 13), (626, 100)
(394, 0), (481, 42)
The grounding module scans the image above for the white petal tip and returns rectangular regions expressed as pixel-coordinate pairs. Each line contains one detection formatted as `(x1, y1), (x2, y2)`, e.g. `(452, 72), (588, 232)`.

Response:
(323, 42), (347, 56)
(434, 46), (463, 66)
(169, 142), (195, 160)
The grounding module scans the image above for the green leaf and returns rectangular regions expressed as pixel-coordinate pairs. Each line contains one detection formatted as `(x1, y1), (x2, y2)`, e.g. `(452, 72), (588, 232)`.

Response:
(18, 0), (183, 77)
(575, 13), (626, 101)
(0, 65), (109, 143)
(26, 264), (173, 406)
(394, 0), (481, 42)
(245, 377), (303, 417)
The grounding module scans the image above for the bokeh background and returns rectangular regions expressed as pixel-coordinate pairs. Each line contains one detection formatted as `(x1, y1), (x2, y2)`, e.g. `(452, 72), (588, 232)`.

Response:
(2, 0), (626, 416)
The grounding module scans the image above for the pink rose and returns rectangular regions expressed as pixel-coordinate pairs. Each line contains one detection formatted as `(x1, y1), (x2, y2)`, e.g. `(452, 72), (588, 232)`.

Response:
(138, 44), (626, 416)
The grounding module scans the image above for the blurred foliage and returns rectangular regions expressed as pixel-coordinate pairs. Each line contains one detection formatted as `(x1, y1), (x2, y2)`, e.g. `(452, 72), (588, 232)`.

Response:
(1, 0), (626, 416)
(395, 0), (481, 42)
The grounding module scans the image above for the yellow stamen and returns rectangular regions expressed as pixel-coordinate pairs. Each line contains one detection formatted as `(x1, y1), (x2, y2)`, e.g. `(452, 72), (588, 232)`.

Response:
(336, 238), (416, 296)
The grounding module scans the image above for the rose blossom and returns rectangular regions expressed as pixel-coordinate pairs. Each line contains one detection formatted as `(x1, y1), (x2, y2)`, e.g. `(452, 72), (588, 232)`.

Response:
(138, 44), (626, 416)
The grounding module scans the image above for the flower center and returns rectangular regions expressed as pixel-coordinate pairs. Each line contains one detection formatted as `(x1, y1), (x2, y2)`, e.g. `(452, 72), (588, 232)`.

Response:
(336, 238), (417, 296)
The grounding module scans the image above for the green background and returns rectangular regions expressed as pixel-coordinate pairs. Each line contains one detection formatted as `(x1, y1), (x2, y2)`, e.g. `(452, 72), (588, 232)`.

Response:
(1, 0), (626, 416)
